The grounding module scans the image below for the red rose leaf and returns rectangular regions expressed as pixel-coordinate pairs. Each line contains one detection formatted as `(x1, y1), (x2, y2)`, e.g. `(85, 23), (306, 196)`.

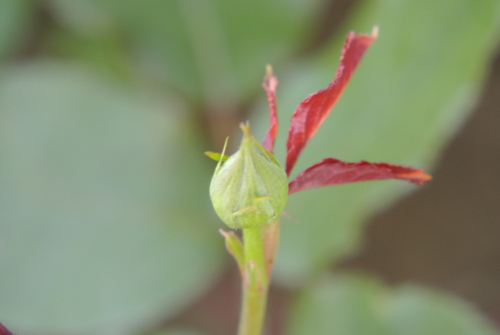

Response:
(0, 323), (13, 335)
(288, 158), (431, 194)
(262, 65), (279, 153)
(286, 28), (377, 175)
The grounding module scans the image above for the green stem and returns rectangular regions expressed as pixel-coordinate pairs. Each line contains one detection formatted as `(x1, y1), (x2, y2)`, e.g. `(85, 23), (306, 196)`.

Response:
(238, 227), (269, 335)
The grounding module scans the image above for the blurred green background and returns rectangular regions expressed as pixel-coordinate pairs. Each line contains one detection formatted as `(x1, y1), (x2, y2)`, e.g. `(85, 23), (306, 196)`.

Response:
(1, 0), (500, 334)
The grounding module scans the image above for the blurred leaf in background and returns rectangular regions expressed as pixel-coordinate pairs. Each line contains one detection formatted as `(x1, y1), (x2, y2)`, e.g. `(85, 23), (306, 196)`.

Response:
(288, 274), (500, 335)
(47, 0), (319, 107)
(0, 0), (499, 334)
(0, 61), (224, 334)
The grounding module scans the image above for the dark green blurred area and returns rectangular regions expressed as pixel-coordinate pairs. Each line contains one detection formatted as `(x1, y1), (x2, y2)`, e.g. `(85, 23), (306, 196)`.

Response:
(1, 1), (500, 334)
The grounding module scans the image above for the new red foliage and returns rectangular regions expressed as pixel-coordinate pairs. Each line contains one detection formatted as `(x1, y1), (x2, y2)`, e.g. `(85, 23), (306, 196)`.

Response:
(0, 324), (13, 335)
(288, 158), (431, 194)
(260, 28), (431, 195)
(285, 28), (378, 175)
(262, 66), (279, 153)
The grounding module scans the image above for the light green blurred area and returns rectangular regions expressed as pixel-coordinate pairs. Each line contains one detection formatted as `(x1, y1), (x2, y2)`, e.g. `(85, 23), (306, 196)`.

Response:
(288, 274), (500, 335)
(0, 61), (224, 334)
(0, 0), (499, 334)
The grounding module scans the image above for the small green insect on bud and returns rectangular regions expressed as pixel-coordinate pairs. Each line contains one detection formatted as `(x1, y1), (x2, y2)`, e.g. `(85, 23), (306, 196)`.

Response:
(209, 123), (288, 229)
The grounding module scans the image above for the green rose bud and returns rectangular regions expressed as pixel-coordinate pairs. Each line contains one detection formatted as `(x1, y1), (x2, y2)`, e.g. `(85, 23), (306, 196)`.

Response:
(210, 123), (288, 229)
